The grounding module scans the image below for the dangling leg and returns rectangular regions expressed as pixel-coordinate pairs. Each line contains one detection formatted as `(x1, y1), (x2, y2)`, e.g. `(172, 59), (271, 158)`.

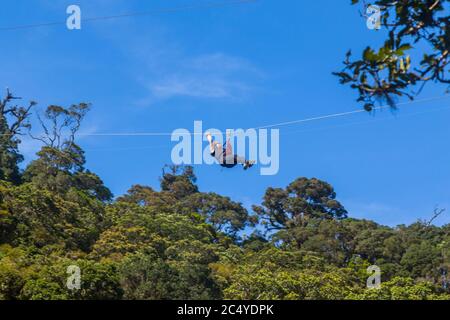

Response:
(223, 154), (246, 166)
(223, 154), (255, 170)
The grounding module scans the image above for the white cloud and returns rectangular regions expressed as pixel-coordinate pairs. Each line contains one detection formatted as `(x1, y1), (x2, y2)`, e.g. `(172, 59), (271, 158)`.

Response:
(151, 77), (230, 99)
(144, 52), (263, 103)
(150, 73), (253, 100)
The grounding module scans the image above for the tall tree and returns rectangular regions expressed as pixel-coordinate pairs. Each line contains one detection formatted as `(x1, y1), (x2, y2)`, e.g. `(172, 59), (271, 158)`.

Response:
(160, 165), (198, 199)
(120, 167), (255, 238)
(30, 103), (90, 149)
(25, 103), (112, 201)
(180, 192), (254, 237)
(0, 90), (35, 183)
(253, 177), (347, 232)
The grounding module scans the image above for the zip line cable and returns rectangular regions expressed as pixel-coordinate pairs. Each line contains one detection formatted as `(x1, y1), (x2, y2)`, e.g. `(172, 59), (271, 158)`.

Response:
(75, 94), (450, 137)
(280, 104), (450, 136)
(255, 94), (450, 130)
(82, 103), (450, 152)
(0, 0), (258, 32)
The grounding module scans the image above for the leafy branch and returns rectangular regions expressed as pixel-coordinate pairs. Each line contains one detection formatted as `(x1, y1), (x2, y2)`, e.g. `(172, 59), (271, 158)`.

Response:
(335, 0), (449, 110)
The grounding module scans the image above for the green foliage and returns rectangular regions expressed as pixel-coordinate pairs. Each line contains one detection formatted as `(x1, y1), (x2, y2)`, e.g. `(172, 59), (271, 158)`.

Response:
(348, 277), (450, 300)
(23, 145), (112, 202)
(0, 183), (105, 251)
(217, 247), (358, 300)
(253, 177), (347, 232)
(224, 268), (356, 300)
(335, 0), (449, 109)
(119, 241), (220, 300)
(18, 258), (123, 300)
(160, 165), (198, 199)
(179, 192), (255, 236)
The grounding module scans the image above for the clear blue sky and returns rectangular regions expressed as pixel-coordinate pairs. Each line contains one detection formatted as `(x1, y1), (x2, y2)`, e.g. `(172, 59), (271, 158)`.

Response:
(1, 0), (449, 226)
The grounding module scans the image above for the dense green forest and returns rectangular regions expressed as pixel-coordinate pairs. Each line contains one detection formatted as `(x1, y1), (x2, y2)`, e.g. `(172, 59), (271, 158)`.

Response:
(0, 91), (449, 300)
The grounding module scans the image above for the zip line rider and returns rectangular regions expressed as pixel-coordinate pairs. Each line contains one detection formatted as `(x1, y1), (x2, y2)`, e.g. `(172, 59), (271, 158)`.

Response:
(206, 132), (255, 170)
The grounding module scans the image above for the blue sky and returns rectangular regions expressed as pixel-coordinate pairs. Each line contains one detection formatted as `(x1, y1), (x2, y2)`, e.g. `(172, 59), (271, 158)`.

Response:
(1, 0), (449, 226)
